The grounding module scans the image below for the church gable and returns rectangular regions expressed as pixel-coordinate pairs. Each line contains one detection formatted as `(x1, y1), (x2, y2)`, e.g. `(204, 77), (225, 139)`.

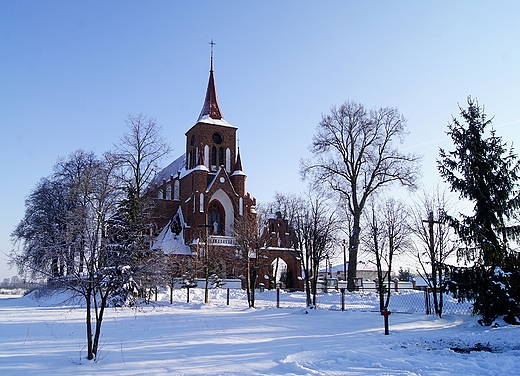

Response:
(206, 167), (238, 198)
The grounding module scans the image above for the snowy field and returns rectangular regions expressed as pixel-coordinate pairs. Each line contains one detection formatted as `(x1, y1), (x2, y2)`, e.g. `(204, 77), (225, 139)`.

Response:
(0, 289), (519, 375)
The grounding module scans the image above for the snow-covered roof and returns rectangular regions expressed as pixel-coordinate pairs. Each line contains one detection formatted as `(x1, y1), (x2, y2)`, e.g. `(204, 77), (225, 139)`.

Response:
(197, 115), (236, 128)
(152, 208), (192, 255)
(151, 154), (186, 186)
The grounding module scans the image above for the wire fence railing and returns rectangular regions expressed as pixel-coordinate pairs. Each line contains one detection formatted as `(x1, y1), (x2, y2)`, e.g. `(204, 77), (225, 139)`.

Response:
(161, 287), (474, 316)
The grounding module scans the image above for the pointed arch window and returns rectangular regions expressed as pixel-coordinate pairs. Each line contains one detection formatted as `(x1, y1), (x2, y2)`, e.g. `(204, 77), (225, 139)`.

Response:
(204, 145), (210, 168)
(218, 147), (224, 167)
(226, 148), (231, 172)
(165, 185), (171, 200)
(189, 136), (196, 169)
(173, 180), (180, 201)
(211, 146), (217, 170)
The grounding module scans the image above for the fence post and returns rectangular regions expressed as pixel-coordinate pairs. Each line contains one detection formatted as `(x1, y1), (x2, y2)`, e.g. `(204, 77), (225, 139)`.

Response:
(341, 288), (345, 311)
(276, 286), (280, 308)
(187, 286), (190, 303)
(424, 289), (431, 314)
(226, 288), (230, 306)
(381, 308), (391, 335)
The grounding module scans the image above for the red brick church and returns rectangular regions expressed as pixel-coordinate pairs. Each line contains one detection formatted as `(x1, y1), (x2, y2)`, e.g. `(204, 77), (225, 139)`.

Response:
(147, 53), (303, 290)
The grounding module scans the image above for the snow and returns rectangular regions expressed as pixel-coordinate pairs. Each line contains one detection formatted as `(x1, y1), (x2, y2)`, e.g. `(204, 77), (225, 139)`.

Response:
(151, 154), (186, 186)
(152, 208), (192, 255)
(197, 115), (237, 129)
(1, 289), (519, 375)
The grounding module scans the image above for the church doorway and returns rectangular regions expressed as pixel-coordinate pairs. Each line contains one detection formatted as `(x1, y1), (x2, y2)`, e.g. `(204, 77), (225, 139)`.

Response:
(271, 257), (288, 288)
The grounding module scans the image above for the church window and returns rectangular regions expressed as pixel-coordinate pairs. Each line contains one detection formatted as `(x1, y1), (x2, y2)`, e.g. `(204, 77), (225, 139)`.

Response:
(158, 189), (164, 199)
(226, 148), (231, 172)
(165, 185), (171, 200)
(189, 136), (196, 169)
(239, 197), (243, 216)
(208, 201), (225, 235)
(212, 133), (223, 144)
(199, 193), (204, 212)
(218, 147), (224, 167)
(211, 146), (217, 171)
(204, 145), (209, 168)
(173, 180), (180, 201)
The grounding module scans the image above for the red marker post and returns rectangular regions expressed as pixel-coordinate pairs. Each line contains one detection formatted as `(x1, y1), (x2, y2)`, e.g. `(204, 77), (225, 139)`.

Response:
(381, 308), (391, 335)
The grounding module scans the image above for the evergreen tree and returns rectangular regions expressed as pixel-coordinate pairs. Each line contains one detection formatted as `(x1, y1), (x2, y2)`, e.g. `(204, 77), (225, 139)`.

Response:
(438, 97), (520, 325)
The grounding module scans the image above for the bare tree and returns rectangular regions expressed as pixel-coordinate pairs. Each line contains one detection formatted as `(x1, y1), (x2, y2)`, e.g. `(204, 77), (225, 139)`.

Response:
(57, 150), (132, 360)
(11, 177), (70, 279)
(269, 191), (338, 307)
(195, 221), (227, 304)
(301, 101), (421, 290)
(234, 209), (265, 308)
(116, 114), (171, 197)
(410, 187), (458, 317)
(157, 253), (193, 304)
(114, 114), (172, 300)
(364, 197), (411, 311)
(11, 150), (139, 361)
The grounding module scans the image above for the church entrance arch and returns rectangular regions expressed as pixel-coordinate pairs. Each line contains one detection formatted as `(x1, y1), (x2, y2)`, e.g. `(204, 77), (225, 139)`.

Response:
(208, 189), (234, 236)
(259, 248), (303, 291)
(271, 258), (288, 286)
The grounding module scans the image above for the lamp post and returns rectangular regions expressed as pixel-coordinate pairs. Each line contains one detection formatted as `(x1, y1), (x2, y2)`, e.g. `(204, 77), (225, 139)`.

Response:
(343, 240), (347, 283)
(324, 255), (329, 293)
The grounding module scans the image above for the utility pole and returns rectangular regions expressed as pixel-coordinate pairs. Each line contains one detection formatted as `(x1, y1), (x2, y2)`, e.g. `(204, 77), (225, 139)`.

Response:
(422, 211), (443, 316)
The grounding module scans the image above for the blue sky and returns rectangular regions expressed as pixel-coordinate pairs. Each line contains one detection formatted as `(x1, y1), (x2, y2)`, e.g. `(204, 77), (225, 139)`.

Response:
(1, 1), (519, 280)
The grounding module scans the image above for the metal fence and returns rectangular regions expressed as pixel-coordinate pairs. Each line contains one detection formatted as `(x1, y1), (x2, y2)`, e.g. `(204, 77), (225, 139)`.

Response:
(164, 287), (474, 315)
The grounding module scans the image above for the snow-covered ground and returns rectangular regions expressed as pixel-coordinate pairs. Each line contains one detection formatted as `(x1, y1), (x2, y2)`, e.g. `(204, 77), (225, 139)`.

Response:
(0, 288), (518, 375)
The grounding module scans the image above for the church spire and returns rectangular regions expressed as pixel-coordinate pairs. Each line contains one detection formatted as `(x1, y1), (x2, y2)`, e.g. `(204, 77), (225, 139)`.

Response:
(197, 40), (223, 121)
(234, 147), (243, 172)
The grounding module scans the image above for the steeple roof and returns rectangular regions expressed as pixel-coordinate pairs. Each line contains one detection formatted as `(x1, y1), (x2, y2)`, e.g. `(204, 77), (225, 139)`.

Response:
(234, 147), (243, 172)
(197, 57), (223, 122)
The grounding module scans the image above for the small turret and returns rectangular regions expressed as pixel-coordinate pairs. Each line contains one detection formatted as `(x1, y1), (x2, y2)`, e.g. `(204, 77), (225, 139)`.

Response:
(230, 147), (246, 196)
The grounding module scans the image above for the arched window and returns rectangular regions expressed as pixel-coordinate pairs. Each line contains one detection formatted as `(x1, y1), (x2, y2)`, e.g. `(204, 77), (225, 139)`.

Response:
(158, 189), (164, 199)
(165, 185), (171, 200)
(173, 180), (180, 201)
(226, 148), (231, 172)
(199, 193), (204, 213)
(189, 136), (196, 169)
(204, 145), (210, 168)
(211, 146), (217, 171)
(208, 201), (225, 235)
(218, 147), (224, 167)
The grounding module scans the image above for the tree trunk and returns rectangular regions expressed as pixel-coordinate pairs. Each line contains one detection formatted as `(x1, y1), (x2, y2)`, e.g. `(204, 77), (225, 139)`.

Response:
(92, 292), (108, 358)
(246, 255), (252, 307)
(347, 220), (360, 291)
(85, 288), (93, 360)
(250, 268), (257, 308)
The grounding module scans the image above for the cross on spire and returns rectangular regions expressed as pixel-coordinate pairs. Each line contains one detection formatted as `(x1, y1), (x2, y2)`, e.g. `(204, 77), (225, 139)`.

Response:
(209, 39), (216, 72)
(198, 39), (223, 121)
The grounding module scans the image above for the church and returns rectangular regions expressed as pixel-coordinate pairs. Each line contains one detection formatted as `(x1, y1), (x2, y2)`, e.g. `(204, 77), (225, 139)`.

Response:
(147, 51), (303, 290)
